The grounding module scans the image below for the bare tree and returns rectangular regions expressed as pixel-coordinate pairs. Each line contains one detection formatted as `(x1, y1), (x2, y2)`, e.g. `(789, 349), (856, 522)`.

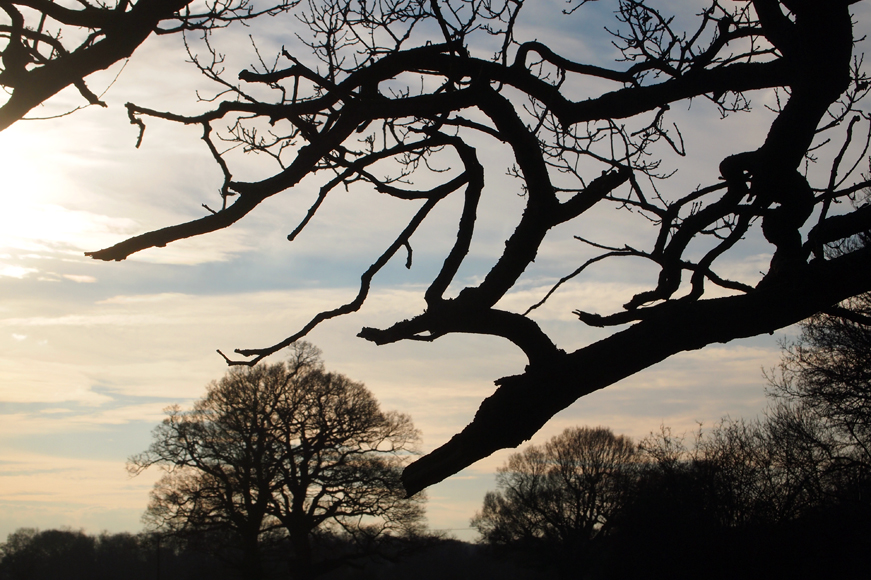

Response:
(82, 0), (871, 494)
(637, 416), (832, 528)
(129, 342), (424, 580)
(471, 426), (637, 562)
(0, 0), (295, 130)
(769, 291), (871, 464)
(608, 415), (870, 577)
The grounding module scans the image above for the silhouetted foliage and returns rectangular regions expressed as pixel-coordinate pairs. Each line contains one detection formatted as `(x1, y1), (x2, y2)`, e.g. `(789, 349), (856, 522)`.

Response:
(0, 528), (96, 580)
(471, 427), (637, 577)
(608, 418), (871, 579)
(769, 290), (871, 468)
(0, 529), (556, 580)
(129, 342), (425, 580)
(320, 537), (552, 580)
(473, 409), (871, 579)
(71, 0), (871, 495)
(0, 528), (286, 580)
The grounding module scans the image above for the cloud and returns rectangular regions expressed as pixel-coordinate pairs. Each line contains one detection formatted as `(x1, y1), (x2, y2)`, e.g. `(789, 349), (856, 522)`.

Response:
(0, 360), (112, 404)
(0, 199), (254, 268)
(97, 292), (190, 305)
(0, 265), (37, 279)
(0, 203), (139, 254)
(62, 274), (97, 283)
(0, 313), (174, 327)
(0, 449), (160, 538)
(0, 402), (172, 436)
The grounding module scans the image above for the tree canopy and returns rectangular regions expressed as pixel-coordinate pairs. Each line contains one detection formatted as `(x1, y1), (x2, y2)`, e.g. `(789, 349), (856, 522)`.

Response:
(471, 427), (636, 557)
(6, 0), (871, 496)
(129, 342), (424, 580)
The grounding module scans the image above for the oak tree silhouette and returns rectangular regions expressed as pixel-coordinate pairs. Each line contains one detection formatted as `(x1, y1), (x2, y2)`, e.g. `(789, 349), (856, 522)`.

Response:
(129, 342), (424, 580)
(42, 0), (871, 494)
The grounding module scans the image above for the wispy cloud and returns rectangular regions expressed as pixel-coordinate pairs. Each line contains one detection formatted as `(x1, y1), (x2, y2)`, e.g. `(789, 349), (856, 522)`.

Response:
(0, 402), (172, 435)
(0, 264), (38, 279)
(0, 450), (159, 536)
(62, 275), (97, 283)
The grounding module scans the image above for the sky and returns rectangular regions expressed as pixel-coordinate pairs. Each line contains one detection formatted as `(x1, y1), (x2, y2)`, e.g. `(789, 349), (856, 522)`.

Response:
(2, 0), (870, 544)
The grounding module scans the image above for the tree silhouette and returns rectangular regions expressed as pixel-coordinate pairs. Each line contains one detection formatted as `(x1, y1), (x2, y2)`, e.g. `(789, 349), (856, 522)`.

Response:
(129, 342), (424, 580)
(0, 528), (261, 580)
(471, 427), (636, 577)
(601, 418), (871, 578)
(471, 428), (635, 546)
(0, 0), (294, 130)
(0, 528), (100, 580)
(77, 0), (871, 494)
(769, 290), (871, 466)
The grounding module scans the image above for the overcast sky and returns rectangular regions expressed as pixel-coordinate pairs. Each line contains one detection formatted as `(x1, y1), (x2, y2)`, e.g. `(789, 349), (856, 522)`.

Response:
(2, 0), (870, 543)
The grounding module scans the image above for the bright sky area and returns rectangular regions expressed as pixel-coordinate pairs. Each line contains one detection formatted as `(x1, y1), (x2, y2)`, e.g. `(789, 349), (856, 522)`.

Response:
(2, 0), (870, 543)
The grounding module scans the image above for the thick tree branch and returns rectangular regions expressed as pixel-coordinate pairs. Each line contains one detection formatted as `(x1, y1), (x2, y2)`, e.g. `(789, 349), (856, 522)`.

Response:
(403, 247), (871, 495)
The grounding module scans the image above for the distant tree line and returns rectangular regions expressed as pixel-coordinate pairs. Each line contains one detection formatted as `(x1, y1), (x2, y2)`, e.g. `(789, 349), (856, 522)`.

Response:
(0, 528), (223, 580)
(0, 528), (558, 580)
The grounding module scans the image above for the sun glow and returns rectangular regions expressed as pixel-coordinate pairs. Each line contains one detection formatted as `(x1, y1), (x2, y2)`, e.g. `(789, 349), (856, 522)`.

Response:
(0, 125), (138, 264)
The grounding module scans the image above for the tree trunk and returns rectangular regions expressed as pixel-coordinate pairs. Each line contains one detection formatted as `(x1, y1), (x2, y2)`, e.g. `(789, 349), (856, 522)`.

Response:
(240, 532), (265, 580)
(288, 527), (314, 580)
